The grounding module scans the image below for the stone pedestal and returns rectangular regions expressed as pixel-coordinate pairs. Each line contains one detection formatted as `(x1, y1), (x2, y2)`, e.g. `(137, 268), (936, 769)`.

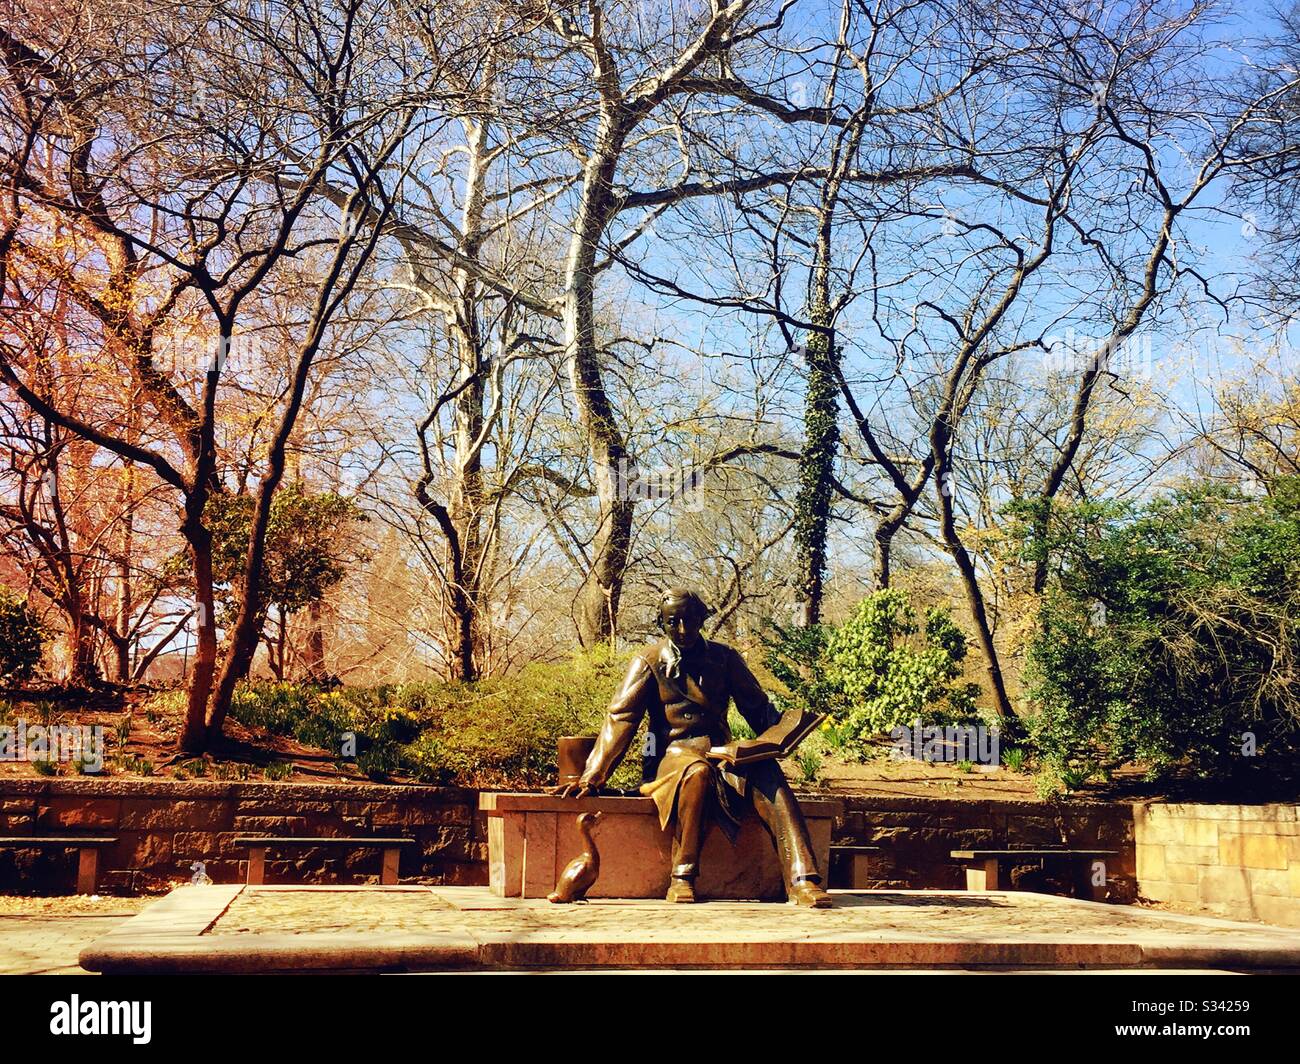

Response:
(480, 792), (842, 900)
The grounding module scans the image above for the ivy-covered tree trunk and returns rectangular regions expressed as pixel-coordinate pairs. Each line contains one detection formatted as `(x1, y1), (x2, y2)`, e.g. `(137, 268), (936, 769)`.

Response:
(791, 83), (868, 623)
(794, 322), (838, 625)
(793, 232), (838, 626)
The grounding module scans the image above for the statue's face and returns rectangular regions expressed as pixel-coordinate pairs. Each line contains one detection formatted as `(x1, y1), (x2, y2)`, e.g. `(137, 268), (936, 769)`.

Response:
(661, 600), (704, 650)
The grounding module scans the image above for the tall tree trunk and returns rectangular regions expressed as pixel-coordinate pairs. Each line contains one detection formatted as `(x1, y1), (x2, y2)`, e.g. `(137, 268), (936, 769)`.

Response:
(794, 322), (838, 622)
(445, 117), (489, 679)
(302, 597), (326, 681)
(445, 357), (485, 678)
(793, 269), (837, 624)
(933, 452), (1014, 722)
(272, 609), (287, 681)
(874, 521), (896, 591)
(203, 185), (393, 742)
(113, 462), (134, 683)
(1032, 365), (1102, 591)
(564, 123), (634, 647)
(205, 445), (290, 744)
(112, 399), (139, 682)
(66, 608), (96, 684)
(178, 515), (217, 753)
(792, 59), (863, 623)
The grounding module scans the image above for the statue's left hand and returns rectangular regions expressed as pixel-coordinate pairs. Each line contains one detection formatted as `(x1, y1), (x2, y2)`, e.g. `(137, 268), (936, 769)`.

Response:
(551, 779), (599, 799)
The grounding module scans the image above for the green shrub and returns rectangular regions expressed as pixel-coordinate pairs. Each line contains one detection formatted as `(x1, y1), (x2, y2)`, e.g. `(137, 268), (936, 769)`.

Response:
(356, 745), (400, 781)
(221, 646), (640, 789)
(401, 732), (457, 785)
(0, 589), (45, 683)
(1034, 766), (1064, 800)
(1016, 477), (1300, 784)
(762, 589), (981, 759)
(762, 620), (834, 714)
(203, 487), (365, 640)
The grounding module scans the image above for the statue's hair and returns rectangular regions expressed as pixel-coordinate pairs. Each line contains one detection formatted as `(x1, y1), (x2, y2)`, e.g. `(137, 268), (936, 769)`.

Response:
(657, 587), (714, 625)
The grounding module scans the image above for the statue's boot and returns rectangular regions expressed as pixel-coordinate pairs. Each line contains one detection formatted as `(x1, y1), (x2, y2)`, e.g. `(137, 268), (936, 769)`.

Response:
(789, 877), (833, 908)
(666, 764), (710, 903)
(666, 871), (697, 903)
(747, 761), (832, 908)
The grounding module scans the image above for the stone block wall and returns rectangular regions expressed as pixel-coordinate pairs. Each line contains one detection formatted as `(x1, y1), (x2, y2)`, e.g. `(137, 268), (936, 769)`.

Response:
(10, 778), (1295, 926)
(0, 779), (487, 894)
(832, 794), (1137, 900)
(1134, 802), (1300, 927)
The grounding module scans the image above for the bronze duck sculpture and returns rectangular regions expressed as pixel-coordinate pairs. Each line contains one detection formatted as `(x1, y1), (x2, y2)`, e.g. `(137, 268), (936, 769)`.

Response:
(548, 811), (602, 903)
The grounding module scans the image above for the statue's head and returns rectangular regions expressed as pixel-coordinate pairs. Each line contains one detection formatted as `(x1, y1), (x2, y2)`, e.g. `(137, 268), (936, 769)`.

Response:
(657, 587), (713, 650)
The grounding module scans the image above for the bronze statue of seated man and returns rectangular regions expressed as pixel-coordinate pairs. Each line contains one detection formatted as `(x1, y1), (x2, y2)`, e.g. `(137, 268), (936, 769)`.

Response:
(556, 587), (832, 908)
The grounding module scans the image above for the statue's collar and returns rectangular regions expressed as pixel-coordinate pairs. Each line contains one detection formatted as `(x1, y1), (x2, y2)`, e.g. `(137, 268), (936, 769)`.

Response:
(656, 636), (717, 678)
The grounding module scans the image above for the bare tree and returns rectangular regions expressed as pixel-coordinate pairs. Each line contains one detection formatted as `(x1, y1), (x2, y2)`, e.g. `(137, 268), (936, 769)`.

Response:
(1, 0), (464, 748)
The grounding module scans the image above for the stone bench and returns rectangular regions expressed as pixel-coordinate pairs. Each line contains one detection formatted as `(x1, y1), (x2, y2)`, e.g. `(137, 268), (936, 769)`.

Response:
(829, 844), (881, 889)
(233, 836), (416, 885)
(951, 848), (1118, 899)
(0, 836), (117, 894)
(481, 792), (843, 900)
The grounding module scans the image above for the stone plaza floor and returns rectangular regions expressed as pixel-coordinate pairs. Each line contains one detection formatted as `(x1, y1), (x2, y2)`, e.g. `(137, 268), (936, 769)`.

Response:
(0, 895), (150, 974)
(50, 885), (1300, 974)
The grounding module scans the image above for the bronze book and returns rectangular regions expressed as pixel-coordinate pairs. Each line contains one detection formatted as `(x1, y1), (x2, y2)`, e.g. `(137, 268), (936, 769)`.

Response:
(705, 706), (826, 766)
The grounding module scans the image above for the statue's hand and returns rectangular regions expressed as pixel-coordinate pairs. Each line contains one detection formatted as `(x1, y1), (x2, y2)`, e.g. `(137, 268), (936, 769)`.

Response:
(552, 777), (600, 799)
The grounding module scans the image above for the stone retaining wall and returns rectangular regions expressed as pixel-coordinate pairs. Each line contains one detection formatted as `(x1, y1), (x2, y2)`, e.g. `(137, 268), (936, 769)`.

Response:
(832, 794), (1138, 899)
(12, 780), (1295, 921)
(0, 779), (486, 894)
(1134, 802), (1300, 927)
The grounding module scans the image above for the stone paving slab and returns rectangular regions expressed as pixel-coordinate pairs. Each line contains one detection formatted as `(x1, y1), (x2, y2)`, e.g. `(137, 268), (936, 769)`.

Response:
(77, 885), (1300, 973)
(0, 897), (150, 974)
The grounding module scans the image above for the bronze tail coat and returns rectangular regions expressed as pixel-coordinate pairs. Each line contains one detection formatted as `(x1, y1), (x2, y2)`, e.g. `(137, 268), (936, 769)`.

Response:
(579, 637), (783, 841)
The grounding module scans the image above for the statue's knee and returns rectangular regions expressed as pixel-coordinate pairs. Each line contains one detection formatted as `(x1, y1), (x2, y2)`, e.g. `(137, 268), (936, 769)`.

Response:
(681, 762), (712, 794)
(746, 758), (786, 796)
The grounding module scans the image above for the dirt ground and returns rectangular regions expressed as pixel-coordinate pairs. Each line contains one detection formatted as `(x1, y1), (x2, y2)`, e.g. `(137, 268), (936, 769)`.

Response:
(819, 757), (1038, 799)
(0, 687), (366, 784)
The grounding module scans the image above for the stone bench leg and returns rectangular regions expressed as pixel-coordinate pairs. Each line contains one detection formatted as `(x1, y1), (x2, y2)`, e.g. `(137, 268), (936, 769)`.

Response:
(76, 847), (99, 895)
(851, 853), (873, 889)
(964, 858), (1000, 891)
(381, 847), (400, 886)
(1076, 858), (1107, 901)
(246, 847), (266, 885)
